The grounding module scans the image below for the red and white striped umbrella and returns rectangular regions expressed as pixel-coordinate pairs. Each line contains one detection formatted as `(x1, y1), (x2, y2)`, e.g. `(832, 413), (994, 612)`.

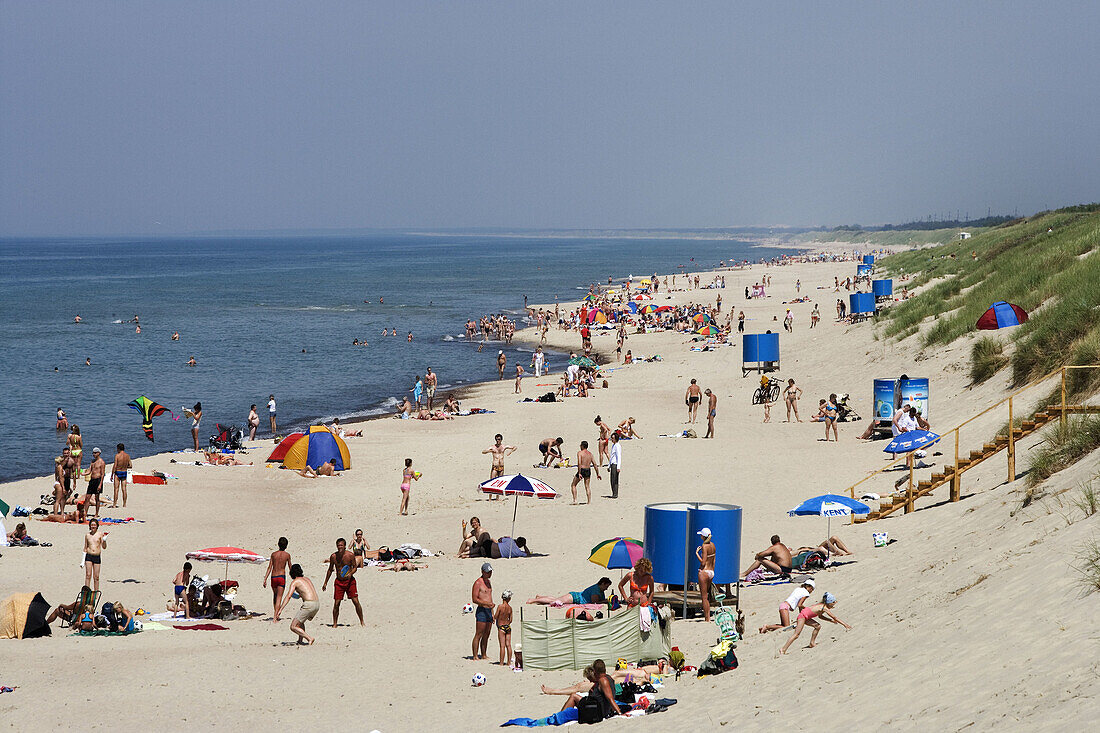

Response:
(478, 474), (557, 536)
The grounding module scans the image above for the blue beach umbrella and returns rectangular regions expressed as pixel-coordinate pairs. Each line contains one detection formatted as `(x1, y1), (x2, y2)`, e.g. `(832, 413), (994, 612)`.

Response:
(626, 302), (639, 314)
(883, 429), (940, 454)
(788, 493), (870, 535)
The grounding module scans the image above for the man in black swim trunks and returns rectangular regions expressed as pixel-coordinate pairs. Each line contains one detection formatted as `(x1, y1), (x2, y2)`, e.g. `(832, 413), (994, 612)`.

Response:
(569, 440), (602, 505)
(740, 534), (793, 579)
(85, 447), (106, 518)
(537, 437), (564, 467)
(685, 379), (702, 424)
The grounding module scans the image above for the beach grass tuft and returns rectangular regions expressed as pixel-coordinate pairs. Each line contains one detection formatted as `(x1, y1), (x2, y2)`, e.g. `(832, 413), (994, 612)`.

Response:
(1027, 415), (1100, 488)
(1071, 477), (1100, 518)
(1074, 537), (1100, 596)
(969, 336), (1008, 384)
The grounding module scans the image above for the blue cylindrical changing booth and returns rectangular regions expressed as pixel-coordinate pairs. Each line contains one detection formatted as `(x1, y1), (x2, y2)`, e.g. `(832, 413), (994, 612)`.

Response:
(862, 254), (875, 265)
(849, 292), (876, 314)
(644, 502), (742, 608)
(872, 279), (893, 297)
(856, 263), (872, 276)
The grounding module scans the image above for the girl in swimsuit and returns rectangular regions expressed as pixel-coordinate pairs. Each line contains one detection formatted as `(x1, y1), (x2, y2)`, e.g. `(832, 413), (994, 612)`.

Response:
(398, 458), (419, 516)
(780, 592), (852, 654)
(68, 426), (83, 473)
(784, 379), (803, 422)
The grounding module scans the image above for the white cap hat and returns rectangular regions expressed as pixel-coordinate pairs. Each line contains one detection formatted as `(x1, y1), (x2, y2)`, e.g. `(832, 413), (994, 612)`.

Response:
(697, 527), (711, 538)
(803, 577), (816, 588)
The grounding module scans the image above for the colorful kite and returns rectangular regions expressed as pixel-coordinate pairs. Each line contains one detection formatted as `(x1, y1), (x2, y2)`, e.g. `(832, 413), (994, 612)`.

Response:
(127, 396), (172, 442)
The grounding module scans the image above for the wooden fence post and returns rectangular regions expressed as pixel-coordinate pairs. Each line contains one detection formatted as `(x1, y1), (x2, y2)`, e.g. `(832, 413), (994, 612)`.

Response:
(1061, 367), (1067, 426)
(951, 429), (960, 502)
(1007, 396), (1015, 483)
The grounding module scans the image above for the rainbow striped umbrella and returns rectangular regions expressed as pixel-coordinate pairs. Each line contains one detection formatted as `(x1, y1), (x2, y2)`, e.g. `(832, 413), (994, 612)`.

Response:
(639, 304), (658, 315)
(696, 324), (720, 336)
(588, 537), (644, 570)
(692, 313), (713, 323)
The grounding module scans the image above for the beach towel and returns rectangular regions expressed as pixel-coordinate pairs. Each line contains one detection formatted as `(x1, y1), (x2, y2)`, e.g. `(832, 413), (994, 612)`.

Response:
(502, 708), (579, 727)
(173, 623), (228, 631)
(0, 686), (15, 694)
(99, 517), (142, 524)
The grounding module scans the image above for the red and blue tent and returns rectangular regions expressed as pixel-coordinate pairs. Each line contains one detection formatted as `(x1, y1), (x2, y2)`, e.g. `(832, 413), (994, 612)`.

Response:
(976, 301), (1028, 330)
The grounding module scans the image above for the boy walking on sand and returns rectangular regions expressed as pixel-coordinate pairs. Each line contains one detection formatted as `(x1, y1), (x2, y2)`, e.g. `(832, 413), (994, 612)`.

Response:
(570, 441), (602, 504)
(263, 537), (292, 621)
(279, 564), (320, 646)
(495, 590), (514, 667)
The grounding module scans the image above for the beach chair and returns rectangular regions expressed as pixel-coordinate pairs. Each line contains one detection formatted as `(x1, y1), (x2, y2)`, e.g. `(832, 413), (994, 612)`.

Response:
(59, 588), (100, 629)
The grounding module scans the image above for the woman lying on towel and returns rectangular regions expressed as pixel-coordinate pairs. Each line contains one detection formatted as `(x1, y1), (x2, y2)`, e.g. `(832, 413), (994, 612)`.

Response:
(540, 664), (653, 697)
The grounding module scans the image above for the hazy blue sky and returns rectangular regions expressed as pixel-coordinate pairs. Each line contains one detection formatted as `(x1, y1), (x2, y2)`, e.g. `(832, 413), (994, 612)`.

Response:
(2, 1), (1097, 235)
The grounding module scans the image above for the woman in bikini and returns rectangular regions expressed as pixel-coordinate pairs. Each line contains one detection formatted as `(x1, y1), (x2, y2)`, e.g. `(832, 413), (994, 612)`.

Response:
(67, 425), (83, 475)
(823, 393), (839, 442)
(617, 558), (654, 607)
(398, 458), (419, 516)
(780, 592), (851, 654)
(784, 379), (804, 422)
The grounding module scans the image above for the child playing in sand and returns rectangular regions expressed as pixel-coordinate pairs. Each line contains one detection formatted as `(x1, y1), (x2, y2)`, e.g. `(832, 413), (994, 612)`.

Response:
(495, 590), (514, 667)
(780, 592), (851, 654)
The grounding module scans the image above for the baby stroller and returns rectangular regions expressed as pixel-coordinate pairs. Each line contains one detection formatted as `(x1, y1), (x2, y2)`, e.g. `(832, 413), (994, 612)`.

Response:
(208, 423), (244, 450)
(836, 394), (862, 422)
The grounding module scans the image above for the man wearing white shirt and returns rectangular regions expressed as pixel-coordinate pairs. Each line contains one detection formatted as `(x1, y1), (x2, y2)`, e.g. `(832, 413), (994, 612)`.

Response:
(892, 403), (914, 436)
(608, 432), (622, 499)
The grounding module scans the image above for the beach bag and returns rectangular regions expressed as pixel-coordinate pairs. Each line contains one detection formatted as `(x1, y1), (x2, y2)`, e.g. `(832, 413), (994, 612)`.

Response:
(377, 547), (392, 562)
(873, 532), (888, 548)
(802, 551), (827, 570)
(392, 548), (410, 561)
(577, 695), (602, 724)
(101, 602), (119, 632)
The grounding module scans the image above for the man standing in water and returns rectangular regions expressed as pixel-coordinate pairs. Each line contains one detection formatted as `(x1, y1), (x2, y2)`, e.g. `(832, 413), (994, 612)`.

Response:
(425, 367), (438, 410)
(263, 536), (292, 622)
(83, 519), (108, 592)
(471, 563), (494, 660)
(279, 564), (320, 646)
(570, 440), (602, 504)
(685, 379), (703, 424)
(85, 447), (106, 518)
(322, 538), (364, 627)
(497, 350), (507, 380)
(697, 528), (717, 622)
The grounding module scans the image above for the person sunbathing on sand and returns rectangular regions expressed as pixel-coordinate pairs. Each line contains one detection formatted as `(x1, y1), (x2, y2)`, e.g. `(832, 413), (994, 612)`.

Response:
(204, 450), (252, 466)
(329, 418), (363, 437)
(394, 396), (413, 418)
(616, 417), (643, 439)
(458, 517), (485, 557)
(379, 559), (425, 571)
(540, 666), (651, 696)
(529, 577), (612, 607)
(443, 394), (460, 413)
(618, 559), (654, 607)
(780, 592), (851, 654)
(299, 459), (340, 478)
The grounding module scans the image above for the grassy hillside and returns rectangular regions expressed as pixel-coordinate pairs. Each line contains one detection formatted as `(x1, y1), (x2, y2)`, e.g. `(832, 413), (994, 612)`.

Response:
(877, 204), (1100, 395)
(795, 227), (984, 247)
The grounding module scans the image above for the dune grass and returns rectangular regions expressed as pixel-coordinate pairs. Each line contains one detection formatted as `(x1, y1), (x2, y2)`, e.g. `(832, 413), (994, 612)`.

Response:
(877, 204), (1100, 392)
(969, 336), (1008, 384)
(1027, 415), (1100, 488)
(1074, 538), (1100, 596)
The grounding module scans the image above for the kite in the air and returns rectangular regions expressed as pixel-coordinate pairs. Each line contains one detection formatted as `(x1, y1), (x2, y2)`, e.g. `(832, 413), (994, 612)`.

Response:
(127, 396), (172, 441)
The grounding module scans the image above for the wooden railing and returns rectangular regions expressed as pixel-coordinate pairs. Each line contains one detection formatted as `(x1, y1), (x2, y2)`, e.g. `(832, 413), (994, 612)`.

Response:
(845, 365), (1100, 516)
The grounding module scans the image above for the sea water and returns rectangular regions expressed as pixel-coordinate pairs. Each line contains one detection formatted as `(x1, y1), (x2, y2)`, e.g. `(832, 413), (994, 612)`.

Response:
(0, 232), (795, 481)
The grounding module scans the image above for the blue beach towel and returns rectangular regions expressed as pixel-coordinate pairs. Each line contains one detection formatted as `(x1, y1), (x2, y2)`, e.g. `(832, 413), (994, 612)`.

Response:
(502, 708), (579, 727)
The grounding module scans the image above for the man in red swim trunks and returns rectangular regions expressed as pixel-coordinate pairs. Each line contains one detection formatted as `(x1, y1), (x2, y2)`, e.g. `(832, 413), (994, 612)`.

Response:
(322, 537), (365, 627)
(263, 536), (292, 622)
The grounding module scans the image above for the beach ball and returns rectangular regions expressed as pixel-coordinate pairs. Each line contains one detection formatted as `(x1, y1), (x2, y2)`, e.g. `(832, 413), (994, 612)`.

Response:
(462, 603), (474, 614)
(472, 673), (487, 687)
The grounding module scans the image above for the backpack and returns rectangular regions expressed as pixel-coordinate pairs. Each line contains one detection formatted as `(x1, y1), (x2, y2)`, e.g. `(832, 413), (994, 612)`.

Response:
(802, 551), (827, 571)
(576, 695), (603, 724)
(377, 547), (392, 562)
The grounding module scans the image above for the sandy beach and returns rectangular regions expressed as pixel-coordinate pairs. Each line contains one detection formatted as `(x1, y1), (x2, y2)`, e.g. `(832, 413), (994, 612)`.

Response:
(2, 254), (1097, 731)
